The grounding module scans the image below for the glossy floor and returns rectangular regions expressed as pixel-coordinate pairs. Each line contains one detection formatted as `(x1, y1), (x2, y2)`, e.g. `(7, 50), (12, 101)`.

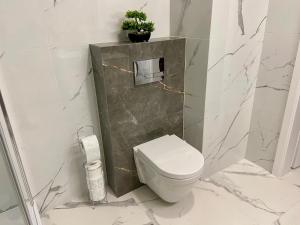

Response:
(42, 160), (300, 225)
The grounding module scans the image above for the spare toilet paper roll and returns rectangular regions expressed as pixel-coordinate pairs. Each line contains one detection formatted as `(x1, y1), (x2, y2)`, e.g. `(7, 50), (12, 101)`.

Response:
(80, 135), (101, 163)
(85, 160), (106, 202)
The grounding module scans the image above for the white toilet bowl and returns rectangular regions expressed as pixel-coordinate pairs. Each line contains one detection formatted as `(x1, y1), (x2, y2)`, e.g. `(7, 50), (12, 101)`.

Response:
(133, 134), (204, 203)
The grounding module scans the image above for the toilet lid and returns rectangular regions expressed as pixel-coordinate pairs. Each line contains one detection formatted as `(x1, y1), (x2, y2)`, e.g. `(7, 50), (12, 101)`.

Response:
(134, 135), (204, 180)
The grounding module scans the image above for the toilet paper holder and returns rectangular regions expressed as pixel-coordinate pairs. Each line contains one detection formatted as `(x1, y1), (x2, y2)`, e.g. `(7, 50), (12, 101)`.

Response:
(76, 125), (107, 203)
(76, 125), (100, 164)
(76, 125), (96, 142)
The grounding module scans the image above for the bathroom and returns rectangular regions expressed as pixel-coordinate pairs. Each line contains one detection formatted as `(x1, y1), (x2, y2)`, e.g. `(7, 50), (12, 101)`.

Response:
(1, 0), (300, 224)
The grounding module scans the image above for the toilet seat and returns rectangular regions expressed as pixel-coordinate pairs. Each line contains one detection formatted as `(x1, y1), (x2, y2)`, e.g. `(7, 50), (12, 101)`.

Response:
(133, 135), (204, 180)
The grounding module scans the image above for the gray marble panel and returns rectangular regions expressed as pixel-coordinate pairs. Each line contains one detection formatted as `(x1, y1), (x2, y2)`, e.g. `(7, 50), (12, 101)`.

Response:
(90, 38), (185, 196)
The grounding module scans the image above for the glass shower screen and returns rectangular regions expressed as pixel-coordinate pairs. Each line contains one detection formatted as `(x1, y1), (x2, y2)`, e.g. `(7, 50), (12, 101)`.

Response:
(0, 135), (28, 225)
(0, 91), (41, 225)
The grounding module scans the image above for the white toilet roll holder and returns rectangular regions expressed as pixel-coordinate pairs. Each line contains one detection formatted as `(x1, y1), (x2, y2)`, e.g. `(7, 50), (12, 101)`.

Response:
(76, 125), (96, 141)
(76, 125), (108, 204)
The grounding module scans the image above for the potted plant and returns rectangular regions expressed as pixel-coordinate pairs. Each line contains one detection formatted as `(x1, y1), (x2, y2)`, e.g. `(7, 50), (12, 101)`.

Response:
(121, 10), (155, 43)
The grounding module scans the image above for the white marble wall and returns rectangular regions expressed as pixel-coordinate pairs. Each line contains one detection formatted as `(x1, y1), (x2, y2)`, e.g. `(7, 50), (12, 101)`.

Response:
(202, 0), (270, 176)
(0, 0), (170, 215)
(171, 0), (213, 151)
(246, 0), (300, 172)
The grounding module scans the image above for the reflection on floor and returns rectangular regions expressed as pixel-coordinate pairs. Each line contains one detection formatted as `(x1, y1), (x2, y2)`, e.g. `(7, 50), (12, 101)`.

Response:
(42, 160), (300, 225)
(0, 207), (27, 225)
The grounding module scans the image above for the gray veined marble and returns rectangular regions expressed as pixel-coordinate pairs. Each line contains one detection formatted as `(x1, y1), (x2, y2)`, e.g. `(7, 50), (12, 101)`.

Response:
(205, 88), (255, 163)
(208, 43), (246, 72)
(202, 0), (270, 176)
(69, 67), (93, 101)
(145, 209), (160, 225)
(53, 0), (64, 7)
(202, 176), (285, 216)
(90, 38), (186, 197)
(33, 163), (66, 216)
(256, 84), (289, 92)
(223, 170), (272, 178)
(246, 0), (300, 172)
(261, 58), (295, 72)
(238, 0), (245, 35)
(0, 0), (171, 217)
(41, 160), (300, 225)
(171, 0), (192, 37)
(54, 198), (138, 210)
(0, 204), (18, 214)
(250, 16), (267, 39)
(208, 14), (267, 73)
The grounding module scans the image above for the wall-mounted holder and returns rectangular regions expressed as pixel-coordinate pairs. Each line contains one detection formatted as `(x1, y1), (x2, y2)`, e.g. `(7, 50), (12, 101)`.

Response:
(133, 57), (164, 86)
(76, 125), (107, 203)
(76, 125), (96, 141)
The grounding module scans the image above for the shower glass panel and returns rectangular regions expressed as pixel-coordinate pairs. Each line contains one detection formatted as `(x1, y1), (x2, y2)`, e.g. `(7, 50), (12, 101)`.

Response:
(0, 134), (28, 225)
(0, 90), (41, 225)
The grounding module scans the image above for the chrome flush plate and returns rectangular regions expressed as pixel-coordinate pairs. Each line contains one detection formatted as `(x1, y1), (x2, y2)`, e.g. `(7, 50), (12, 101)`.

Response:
(133, 58), (164, 86)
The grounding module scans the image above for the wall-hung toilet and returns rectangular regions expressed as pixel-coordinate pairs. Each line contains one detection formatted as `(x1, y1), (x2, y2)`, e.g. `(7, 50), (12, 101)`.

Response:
(133, 134), (204, 203)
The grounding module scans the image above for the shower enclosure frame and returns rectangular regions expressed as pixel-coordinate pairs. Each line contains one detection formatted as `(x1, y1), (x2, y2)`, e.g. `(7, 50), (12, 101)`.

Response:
(0, 90), (41, 225)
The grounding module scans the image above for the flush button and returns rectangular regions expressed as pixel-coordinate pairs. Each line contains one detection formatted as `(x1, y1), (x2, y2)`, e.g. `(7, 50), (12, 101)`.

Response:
(133, 58), (164, 86)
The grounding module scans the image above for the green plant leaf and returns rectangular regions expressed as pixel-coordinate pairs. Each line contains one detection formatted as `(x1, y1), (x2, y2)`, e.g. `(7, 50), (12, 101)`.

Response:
(122, 19), (138, 31)
(140, 21), (155, 32)
(125, 10), (147, 21)
(121, 10), (155, 33)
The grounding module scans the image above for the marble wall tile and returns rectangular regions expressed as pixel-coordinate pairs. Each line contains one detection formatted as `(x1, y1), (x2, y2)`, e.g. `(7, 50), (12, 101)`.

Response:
(246, 32), (300, 171)
(90, 38), (185, 196)
(171, 0), (213, 151)
(265, 0), (300, 35)
(246, 0), (300, 172)
(170, 0), (213, 39)
(0, 1), (48, 51)
(171, 0), (270, 176)
(184, 39), (210, 150)
(202, 0), (270, 176)
(0, 0), (170, 214)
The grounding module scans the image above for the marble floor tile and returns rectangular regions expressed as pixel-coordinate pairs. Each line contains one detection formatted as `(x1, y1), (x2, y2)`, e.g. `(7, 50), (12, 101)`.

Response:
(0, 207), (27, 225)
(273, 202), (300, 225)
(42, 160), (300, 225)
(281, 167), (300, 188)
